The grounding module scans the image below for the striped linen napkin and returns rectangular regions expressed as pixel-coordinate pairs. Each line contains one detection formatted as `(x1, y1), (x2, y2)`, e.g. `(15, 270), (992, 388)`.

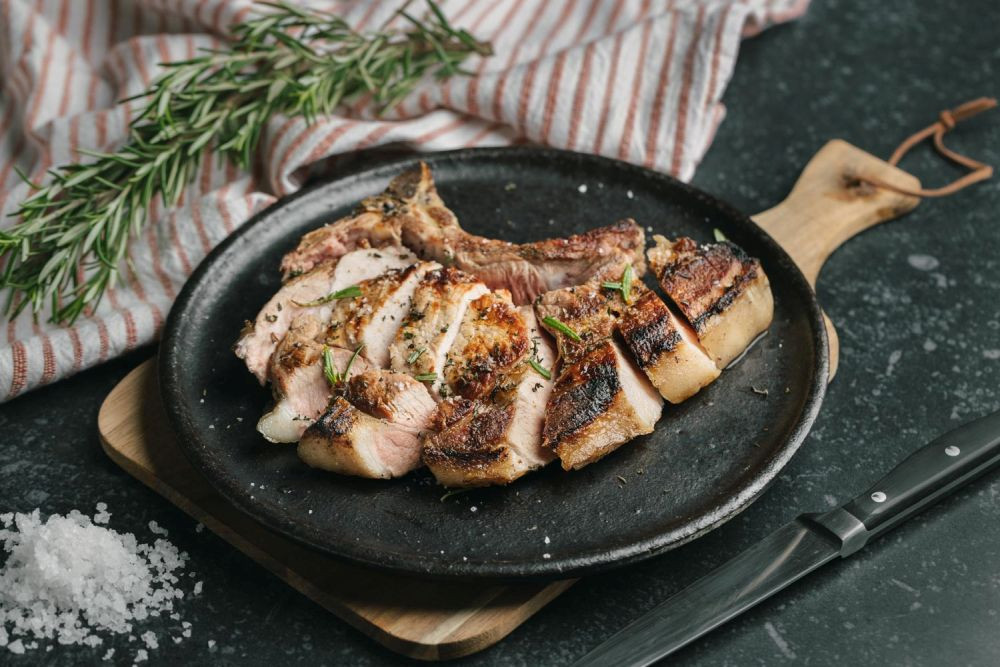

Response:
(0, 0), (808, 401)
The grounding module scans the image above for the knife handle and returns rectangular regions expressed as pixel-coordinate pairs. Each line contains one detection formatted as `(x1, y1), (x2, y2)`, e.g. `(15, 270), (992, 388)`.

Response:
(814, 409), (1000, 555)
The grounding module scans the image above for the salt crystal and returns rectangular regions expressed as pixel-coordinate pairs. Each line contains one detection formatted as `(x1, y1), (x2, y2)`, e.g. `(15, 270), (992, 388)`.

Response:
(0, 508), (190, 657)
(195, 523), (204, 533)
(193, 581), (203, 595)
(102, 648), (115, 661)
(140, 631), (158, 649)
(626, 190), (634, 199)
(544, 536), (550, 544)
(542, 553), (551, 559)
(578, 184), (588, 193)
(208, 640), (216, 649)
(135, 648), (149, 663)
(470, 506), (478, 513)
(148, 521), (168, 536)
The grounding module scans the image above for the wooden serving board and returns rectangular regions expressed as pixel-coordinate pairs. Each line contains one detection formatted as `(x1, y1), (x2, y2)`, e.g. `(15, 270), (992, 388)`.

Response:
(97, 140), (921, 660)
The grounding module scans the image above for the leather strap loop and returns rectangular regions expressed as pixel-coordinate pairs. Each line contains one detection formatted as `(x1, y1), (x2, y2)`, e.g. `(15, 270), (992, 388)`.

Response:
(867, 97), (996, 198)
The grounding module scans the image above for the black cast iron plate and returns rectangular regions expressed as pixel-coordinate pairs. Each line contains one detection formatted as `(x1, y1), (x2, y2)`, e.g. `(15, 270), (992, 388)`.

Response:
(160, 148), (828, 580)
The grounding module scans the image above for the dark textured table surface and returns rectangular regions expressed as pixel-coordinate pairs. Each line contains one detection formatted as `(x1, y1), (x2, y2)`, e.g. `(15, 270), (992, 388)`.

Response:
(2, 0), (999, 664)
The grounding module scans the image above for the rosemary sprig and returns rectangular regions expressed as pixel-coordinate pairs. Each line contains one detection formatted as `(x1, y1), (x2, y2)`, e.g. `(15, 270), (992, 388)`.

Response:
(1, 1), (490, 324)
(414, 372), (437, 382)
(542, 316), (581, 342)
(601, 264), (634, 304)
(407, 347), (426, 364)
(323, 343), (364, 386)
(294, 284), (362, 307)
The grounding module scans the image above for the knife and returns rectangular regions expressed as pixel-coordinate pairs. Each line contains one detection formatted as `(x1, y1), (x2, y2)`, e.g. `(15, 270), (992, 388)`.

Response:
(572, 409), (1000, 667)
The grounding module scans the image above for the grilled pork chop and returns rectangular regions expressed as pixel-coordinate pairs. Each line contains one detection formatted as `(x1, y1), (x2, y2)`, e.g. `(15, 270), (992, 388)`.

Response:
(257, 315), (373, 443)
(648, 236), (773, 368)
(297, 371), (437, 479)
(535, 276), (718, 403)
(442, 291), (530, 400)
(389, 267), (490, 398)
(280, 163), (647, 304)
(322, 261), (439, 368)
(423, 307), (556, 487)
(541, 339), (662, 470)
(235, 247), (414, 383)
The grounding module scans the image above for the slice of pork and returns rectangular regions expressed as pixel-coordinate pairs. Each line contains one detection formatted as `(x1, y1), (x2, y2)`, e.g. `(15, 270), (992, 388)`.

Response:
(424, 307), (556, 487)
(297, 371), (437, 479)
(617, 284), (720, 403)
(542, 340), (662, 470)
(322, 261), (439, 368)
(441, 291), (530, 400)
(235, 247), (414, 383)
(280, 162), (647, 305)
(280, 163), (457, 278)
(388, 267), (489, 399)
(648, 236), (774, 369)
(257, 315), (372, 443)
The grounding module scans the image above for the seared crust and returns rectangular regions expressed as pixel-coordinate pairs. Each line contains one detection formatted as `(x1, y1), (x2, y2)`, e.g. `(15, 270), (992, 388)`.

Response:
(280, 164), (446, 278)
(542, 339), (661, 470)
(444, 291), (530, 400)
(534, 283), (619, 365)
(389, 267), (489, 396)
(618, 287), (681, 367)
(648, 236), (774, 368)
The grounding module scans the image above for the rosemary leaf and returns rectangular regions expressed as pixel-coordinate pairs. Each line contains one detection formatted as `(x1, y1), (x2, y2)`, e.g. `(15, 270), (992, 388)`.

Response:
(542, 316), (581, 342)
(529, 358), (551, 380)
(294, 284), (362, 307)
(713, 228), (728, 243)
(414, 373), (437, 382)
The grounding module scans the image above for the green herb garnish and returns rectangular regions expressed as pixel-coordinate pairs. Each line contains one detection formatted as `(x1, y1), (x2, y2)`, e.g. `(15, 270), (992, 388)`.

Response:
(542, 316), (581, 342)
(294, 284), (362, 307)
(0, 1), (491, 324)
(713, 228), (728, 243)
(440, 488), (472, 501)
(601, 263), (634, 304)
(322, 343), (364, 386)
(414, 373), (437, 382)
(529, 358), (551, 380)
(407, 347), (426, 364)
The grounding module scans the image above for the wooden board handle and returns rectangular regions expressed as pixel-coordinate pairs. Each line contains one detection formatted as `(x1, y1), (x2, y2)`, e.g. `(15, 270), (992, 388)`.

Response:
(751, 139), (923, 378)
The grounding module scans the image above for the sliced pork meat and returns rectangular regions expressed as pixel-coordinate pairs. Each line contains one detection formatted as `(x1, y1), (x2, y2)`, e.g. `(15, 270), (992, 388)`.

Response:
(541, 340), (662, 470)
(388, 267), (489, 398)
(257, 315), (373, 443)
(648, 236), (774, 368)
(297, 371), (437, 479)
(442, 291), (530, 400)
(424, 307), (556, 487)
(617, 285), (720, 403)
(403, 217), (648, 305)
(280, 162), (646, 305)
(323, 261), (439, 367)
(235, 247), (414, 383)
(279, 166), (446, 278)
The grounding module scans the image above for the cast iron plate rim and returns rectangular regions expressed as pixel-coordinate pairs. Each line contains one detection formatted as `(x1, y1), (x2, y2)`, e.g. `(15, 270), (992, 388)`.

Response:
(159, 146), (828, 581)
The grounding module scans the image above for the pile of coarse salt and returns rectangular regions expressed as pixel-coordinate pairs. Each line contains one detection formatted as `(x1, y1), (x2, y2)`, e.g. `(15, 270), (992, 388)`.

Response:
(0, 505), (191, 659)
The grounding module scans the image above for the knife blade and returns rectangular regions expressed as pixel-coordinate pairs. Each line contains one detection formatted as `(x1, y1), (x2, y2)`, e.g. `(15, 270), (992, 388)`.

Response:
(573, 408), (1000, 667)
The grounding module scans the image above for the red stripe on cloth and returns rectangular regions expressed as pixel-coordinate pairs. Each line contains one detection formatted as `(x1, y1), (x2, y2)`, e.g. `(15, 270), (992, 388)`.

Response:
(211, 0), (230, 33)
(617, 12), (654, 161)
(466, 0), (522, 117)
(7, 341), (27, 400)
(592, 30), (625, 155)
(39, 329), (56, 385)
(643, 11), (682, 168)
(189, 197), (213, 256)
(670, 6), (707, 175)
(464, 121), (505, 147)
(55, 0), (73, 118)
(97, 317), (110, 362)
(516, 1), (575, 136)
(415, 116), (467, 145)
(68, 326), (84, 372)
(122, 308), (138, 349)
(298, 121), (358, 171)
(490, 0), (551, 122)
(82, 0), (96, 61)
(553, 0), (605, 148)
(701, 5), (733, 117)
